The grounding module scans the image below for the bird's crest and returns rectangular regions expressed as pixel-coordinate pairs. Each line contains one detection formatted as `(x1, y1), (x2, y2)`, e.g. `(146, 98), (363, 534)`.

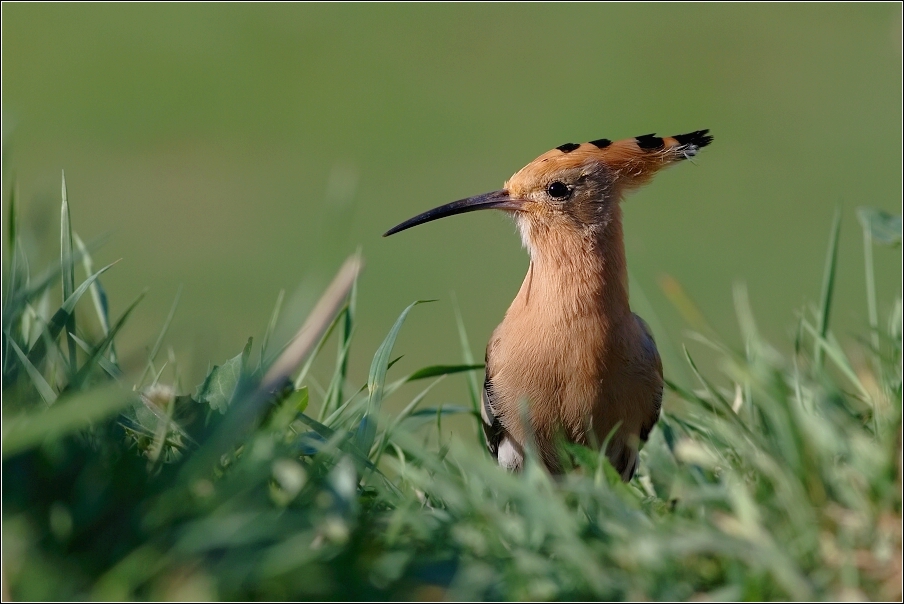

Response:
(509, 129), (713, 191)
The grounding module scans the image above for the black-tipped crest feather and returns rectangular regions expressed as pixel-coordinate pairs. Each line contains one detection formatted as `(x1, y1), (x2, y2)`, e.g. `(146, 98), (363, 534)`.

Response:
(673, 129), (713, 149)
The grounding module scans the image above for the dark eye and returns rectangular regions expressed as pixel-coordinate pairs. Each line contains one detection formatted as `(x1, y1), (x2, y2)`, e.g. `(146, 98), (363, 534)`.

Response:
(546, 181), (571, 199)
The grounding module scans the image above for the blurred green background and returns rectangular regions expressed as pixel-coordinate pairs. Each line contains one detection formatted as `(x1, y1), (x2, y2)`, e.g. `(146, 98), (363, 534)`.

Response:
(2, 4), (900, 404)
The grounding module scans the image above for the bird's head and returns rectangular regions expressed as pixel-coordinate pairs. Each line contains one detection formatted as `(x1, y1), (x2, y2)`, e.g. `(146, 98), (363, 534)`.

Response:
(384, 130), (712, 250)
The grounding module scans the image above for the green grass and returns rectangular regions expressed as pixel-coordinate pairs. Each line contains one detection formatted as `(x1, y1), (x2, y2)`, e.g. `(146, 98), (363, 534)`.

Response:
(2, 176), (901, 600)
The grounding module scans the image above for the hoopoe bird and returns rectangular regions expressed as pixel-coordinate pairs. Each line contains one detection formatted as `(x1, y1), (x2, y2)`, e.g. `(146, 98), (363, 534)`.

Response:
(384, 130), (713, 480)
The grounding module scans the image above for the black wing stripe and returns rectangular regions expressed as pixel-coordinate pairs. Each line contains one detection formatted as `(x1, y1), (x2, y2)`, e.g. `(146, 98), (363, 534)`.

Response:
(482, 376), (505, 458)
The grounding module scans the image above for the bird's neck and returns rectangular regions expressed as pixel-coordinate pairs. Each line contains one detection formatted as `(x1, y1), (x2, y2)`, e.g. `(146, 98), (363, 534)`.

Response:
(513, 207), (631, 326)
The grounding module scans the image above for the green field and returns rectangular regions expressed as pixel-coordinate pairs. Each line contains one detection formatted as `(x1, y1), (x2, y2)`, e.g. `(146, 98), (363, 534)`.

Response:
(2, 4), (901, 600)
(3, 4), (900, 386)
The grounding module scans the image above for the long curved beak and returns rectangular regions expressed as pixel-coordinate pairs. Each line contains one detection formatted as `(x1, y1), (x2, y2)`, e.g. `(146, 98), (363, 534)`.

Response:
(383, 190), (526, 237)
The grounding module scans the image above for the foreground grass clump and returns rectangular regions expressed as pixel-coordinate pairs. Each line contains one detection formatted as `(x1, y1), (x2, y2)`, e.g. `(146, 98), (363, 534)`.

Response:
(2, 177), (901, 600)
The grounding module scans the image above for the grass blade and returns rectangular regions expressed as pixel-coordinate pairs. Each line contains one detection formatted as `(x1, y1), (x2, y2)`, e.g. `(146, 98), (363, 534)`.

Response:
(70, 333), (122, 379)
(138, 285), (182, 387)
(372, 375), (453, 468)
(73, 232), (117, 364)
(330, 275), (357, 414)
(26, 260), (120, 366)
(294, 412), (378, 471)
(7, 337), (57, 405)
(800, 321), (871, 402)
(383, 363), (484, 399)
(814, 206), (841, 368)
(67, 290), (146, 391)
(321, 383), (368, 428)
(60, 171), (78, 375)
(356, 299), (433, 455)
(8, 233), (107, 313)
(682, 346), (756, 441)
(3, 178), (24, 377)
(859, 208), (878, 363)
(262, 254), (362, 393)
(451, 293), (480, 415)
(406, 363), (484, 381)
(7, 173), (16, 256)
(451, 292), (488, 449)
(320, 326), (358, 420)
(259, 288), (285, 370)
(294, 304), (344, 399)
(402, 404), (471, 431)
(854, 206), (900, 373)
